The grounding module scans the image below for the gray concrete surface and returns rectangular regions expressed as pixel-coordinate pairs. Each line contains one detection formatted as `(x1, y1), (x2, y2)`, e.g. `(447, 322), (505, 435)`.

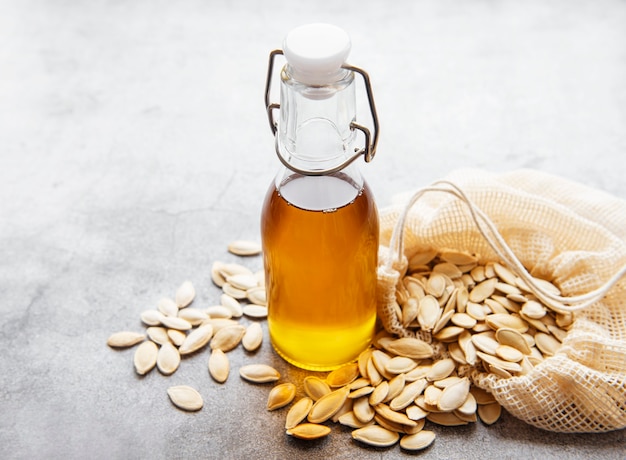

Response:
(1, 0), (625, 458)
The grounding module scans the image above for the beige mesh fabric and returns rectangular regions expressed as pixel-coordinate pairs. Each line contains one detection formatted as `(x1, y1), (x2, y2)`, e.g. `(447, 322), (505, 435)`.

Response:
(376, 169), (626, 433)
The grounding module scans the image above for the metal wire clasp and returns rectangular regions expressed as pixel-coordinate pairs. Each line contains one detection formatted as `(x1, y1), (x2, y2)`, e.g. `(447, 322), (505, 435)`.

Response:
(264, 49), (380, 176)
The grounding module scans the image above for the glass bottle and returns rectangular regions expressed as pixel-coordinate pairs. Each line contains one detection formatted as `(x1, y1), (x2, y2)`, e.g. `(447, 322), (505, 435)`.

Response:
(261, 23), (380, 371)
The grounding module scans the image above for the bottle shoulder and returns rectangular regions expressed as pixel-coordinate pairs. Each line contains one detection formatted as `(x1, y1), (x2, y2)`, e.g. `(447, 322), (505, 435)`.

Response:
(265, 170), (375, 213)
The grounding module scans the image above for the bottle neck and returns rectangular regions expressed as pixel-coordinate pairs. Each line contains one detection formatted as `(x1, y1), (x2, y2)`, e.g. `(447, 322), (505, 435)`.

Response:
(278, 65), (357, 173)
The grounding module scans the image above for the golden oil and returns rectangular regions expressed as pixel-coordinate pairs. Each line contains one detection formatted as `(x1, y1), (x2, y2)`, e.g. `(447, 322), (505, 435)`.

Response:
(261, 173), (378, 371)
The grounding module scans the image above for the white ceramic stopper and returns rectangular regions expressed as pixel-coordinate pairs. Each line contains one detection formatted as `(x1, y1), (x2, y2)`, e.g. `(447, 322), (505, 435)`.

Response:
(283, 23), (351, 85)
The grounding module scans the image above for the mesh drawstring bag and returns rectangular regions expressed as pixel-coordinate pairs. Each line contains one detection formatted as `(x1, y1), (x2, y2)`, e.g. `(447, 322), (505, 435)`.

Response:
(376, 168), (626, 433)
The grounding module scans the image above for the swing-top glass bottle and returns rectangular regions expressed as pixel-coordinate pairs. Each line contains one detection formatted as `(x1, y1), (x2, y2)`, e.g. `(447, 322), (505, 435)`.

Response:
(261, 24), (380, 371)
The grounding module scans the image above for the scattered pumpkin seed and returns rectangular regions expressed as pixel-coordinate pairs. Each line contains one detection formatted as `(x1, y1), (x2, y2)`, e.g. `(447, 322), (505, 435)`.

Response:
(107, 331), (145, 348)
(133, 340), (158, 375)
(167, 385), (203, 411)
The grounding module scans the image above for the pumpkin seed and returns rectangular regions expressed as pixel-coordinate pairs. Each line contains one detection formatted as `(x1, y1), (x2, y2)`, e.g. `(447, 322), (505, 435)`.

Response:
(208, 348), (229, 383)
(402, 297), (419, 327)
(485, 313), (529, 333)
(491, 295), (521, 313)
(433, 262), (463, 279)
(469, 278), (497, 302)
(406, 404), (429, 421)
(369, 381), (389, 406)
(521, 300), (547, 319)
(426, 411), (468, 426)
(390, 378), (427, 411)
(404, 277), (426, 299)
(470, 386), (496, 405)
(140, 310), (165, 326)
(374, 403), (417, 427)
(107, 331), (145, 348)
(456, 391), (477, 416)
(548, 325), (568, 343)
(382, 337), (434, 360)
(465, 302), (485, 321)
(226, 273), (258, 291)
(477, 402), (502, 425)
(146, 326), (171, 345)
(441, 250), (477, 266)
(167, 385), (203, 411)
(348, 386), (374, 399)
(267, 383), (296, 411)
(210, 325), (246, 352)
(285, 397), (313, 429)
(349, 377), (371, 390)
(179, 324), (213, 355)
(426, 273), (447, 297)
(471, 333), (500, 356)
(338, 411), (374, 428)
(437, 377), (470, 411)
(286, 423), (331, 440)
(242, 304), (268, 318)
(239, 364), (280, 383)
(494, 281), (522, 296)
(433, 326), (464, 341)
(177, 307), (209, 326)
(331, 397), (354, 423)
(160, 316), (192, 331)
(535, 332), (561, 356)
(408, 250), (438, 268)
(495, 327), (532, 355)
(424, 385), (443, 406)
(307, 387), (350, 424)
(353, 395), (375, 423)
(495, 344), (524, 362)
(246, 287), (267, 306)
(352, 425), (399, 447)
(205, 305), (233, 319)
(204, 318), (239, 332)
(134, 340), (158, 375)
(418, 295), (441, 331)
(385, 356), (419, 374)
(356, 349), (371, 380)
(456, 286), (469, 311)
(366, 358), (383, 386)
(156, 342), (180, 375)
(433, 376), (462, 388)
(448, 342), (468, 365)
(219, 262), (253, 278)
(371, 350), (394, 380)
(476, 351), (522, 373)
(242, 322), (263, 352)
(400, 430), (436, 451)
(493, 262), (517, 285)
(167, 329), (187, 347)
(227, 240), (262, 256)
(385, 373), (406, 402)
(433, 308), (455, 335)
(404, 364), (431, 382)
(157, 297), (178, 317)
(175, 280), (195, 308)
(211, 261), (227, 287)
(303, 376), (331, 401)
(222, 284), (247, 301)
(457, 330), (476, 365)
(451, 312), (477, 329)
(220, 293), (243, 317)
(427, 358), (456, 381)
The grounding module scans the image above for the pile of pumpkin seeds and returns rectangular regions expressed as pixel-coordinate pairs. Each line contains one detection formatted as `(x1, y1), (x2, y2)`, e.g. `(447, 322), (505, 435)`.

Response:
(107, 243), (572, 452)
(107, 240), (266, 409)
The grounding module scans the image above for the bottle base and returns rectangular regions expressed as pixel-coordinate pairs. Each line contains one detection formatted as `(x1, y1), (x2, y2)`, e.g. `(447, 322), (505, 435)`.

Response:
(270, 341), (370, 372)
